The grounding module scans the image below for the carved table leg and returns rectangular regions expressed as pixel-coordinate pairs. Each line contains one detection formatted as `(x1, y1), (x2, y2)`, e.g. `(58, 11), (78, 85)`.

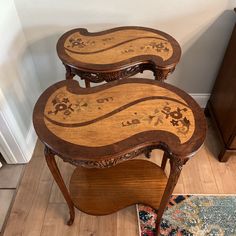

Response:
(154, 68), (174, 81)
(155, 155), (187, 235)
(85, 79), (91, 88)
(161, 152), (168, 170)
(44, 146), (75, 225)
(64, 64), (75, 80)
(144, 150), (152, 159)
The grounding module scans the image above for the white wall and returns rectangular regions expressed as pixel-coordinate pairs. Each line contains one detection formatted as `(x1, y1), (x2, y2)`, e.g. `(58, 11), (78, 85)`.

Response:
(0, 0), (41, 163)
(13, 0), (236, 94)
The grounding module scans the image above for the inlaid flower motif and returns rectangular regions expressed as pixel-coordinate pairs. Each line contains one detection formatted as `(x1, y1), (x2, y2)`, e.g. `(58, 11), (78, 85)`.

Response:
(69, 37), (86, 48)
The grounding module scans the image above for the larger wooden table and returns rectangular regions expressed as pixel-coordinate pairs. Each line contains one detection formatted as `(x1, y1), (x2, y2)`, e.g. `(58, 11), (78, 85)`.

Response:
(33, 78), (206, 235)
(57, 26), (181, 86)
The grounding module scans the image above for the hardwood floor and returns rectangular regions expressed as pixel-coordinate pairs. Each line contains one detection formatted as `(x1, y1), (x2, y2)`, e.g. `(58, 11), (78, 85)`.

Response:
(0, 158), (24, 233)
(3, 120), (236, 236)
(0, 190), (15, 233)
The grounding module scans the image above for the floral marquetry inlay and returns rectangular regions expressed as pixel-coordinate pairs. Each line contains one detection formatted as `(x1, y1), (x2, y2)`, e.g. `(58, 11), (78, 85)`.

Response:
(44, 82), (195, 147)
(63, 29), (173, 64)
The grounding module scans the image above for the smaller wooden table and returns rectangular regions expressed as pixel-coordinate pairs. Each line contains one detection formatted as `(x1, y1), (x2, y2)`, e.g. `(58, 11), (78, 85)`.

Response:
(57, 26), (181, 86)
(33, 78), (206, 234)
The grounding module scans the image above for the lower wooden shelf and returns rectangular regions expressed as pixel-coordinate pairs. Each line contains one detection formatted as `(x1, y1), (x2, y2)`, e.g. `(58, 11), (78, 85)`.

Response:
(69, 159), (168, 215)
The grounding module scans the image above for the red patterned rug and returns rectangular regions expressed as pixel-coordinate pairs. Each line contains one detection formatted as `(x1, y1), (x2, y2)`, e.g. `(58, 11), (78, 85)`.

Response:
(137, 195), (236, 236)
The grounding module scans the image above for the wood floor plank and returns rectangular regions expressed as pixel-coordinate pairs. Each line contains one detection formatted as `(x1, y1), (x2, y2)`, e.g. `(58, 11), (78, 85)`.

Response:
(3, 155), (54, 236)
(0, 190), (14, 233)
(196, 146), (219, 194)
(32, 140), (45, 157)
(0, 163), (24, 188)
(96, 211), (117, 236)
(173, 173), (185, 194)
(41, 203), (78, 236)
(229, 155), (236, 163)
(22, 162), (54, 236)
(227, 159), (236, 192)
(3, 155), (45, 236)
(208, 156), (236, 194)
(205, 123), (236, 194)
(76, 211), (99, 236)
(116, 206), (138, 236)
(181, 154), (204, 194)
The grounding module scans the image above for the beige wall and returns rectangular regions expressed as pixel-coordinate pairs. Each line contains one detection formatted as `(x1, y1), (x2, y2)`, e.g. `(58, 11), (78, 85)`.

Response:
(13, 0), (235, 93)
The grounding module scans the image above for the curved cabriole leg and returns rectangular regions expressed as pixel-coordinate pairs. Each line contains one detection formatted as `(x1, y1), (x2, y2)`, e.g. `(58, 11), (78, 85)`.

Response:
(144, 150), (152, 159)
(44, 146), (75, 225)
(161, 152), (168, 170)
(154, 68), (174, 81)
(155, 155), (187, 235)
(85, 79), (91, 88)
(64, 64), (75, 80)
(154, 69), (168, 81)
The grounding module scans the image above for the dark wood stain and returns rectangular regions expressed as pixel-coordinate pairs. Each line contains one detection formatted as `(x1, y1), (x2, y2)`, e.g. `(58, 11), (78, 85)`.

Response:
(57, 26), (181, 83)
(33, 78), (206, 161)
(32, 26), (207, 235)
(69, 159), (168, 215)
(206, 11), (236, 162)
(33, 78), (206, 234)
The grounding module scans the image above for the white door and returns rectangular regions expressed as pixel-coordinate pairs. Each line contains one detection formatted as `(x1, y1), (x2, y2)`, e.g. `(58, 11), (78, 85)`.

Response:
(0, 90), (32, 164)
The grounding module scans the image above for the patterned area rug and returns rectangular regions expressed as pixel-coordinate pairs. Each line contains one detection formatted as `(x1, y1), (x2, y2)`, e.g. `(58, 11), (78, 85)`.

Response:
(137, 195), (236, 236)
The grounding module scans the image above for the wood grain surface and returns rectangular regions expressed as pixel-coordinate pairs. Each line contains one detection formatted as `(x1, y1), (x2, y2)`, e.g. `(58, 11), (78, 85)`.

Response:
(69, 159), (167, 215)
(64, 29), (173, 64)
(57, 26), (181, 72)
(33, 78), (206, 162)
(44, 82), (195, 146)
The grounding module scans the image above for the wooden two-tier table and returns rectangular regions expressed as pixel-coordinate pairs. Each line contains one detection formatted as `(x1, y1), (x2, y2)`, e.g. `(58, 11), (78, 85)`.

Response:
(33, 78), (206, 234)
(56, 26), (181, 86)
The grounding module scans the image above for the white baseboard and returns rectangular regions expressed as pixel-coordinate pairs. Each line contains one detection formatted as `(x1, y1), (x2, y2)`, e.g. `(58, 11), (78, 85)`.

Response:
(189, 93), (210, 108)
(0, 111), (37, 164)
(0, 89), (37, 163)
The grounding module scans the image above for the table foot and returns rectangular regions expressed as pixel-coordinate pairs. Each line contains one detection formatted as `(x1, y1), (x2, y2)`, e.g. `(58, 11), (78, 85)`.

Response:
(67, 217), (74, 226)
(44, 146), (75, 225)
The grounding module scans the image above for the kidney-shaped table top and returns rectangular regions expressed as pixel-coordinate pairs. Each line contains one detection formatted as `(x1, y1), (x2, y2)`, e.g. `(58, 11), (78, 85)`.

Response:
(57, 26), (181, 72)
(33, 78), (206, 165)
